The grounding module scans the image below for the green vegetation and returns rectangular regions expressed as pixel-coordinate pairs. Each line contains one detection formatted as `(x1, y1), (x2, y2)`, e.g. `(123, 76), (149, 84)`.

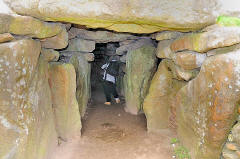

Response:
(171, 138), (179, 144)
(171, 138), (191, 159)
(217, 16), (240, 27)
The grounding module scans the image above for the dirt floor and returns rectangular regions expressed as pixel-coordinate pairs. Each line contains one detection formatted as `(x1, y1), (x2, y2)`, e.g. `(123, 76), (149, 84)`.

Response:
(52, 89), (176, 159)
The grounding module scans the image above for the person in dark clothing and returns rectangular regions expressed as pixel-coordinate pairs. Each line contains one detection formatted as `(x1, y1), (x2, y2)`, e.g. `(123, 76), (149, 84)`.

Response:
(101, 57), (120, 105)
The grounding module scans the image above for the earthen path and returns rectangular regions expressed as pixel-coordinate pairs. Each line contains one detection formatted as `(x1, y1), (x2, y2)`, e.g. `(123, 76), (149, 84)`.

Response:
(52, 90), (175, 159)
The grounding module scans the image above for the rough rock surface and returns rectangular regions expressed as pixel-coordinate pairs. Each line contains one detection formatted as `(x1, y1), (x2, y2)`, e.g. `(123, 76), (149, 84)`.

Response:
(0, 33), (14, 43)
(174, 65), (199, 81)
(68, 28), (137, 42)
(152, 31), (183, 41)
(41, 48), (60, 62)
(173, 51), (207, 70)
(222, 121), (240, 159)
(143, 60), (186, 132)
(156, 40), (174, 59)
(176, 51), (240, 159)
(0, 14), (63, 38)
(49, 63), (82, 140)
(0, 39), (57, 159)
(5, 0), (240, 33)
(124, 42), (157, 114)
(41, 27), (68, 49)
(69, 54), (91, 117)
(116, 39), (153, 56)
(67, 38), (95, 53)
(171, 25), (240, 53)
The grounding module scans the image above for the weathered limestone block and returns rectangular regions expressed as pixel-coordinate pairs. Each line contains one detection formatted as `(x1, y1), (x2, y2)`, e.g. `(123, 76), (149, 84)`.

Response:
(161, 59), (199, 81)
(119, 40), (135, 46)
(171, 25), (240, 53)
(41, 27), (68, 49)
(41, 48), (59, 62)
(124, 43), (157, 114)
(67, 38), (95, 52)
(49, 63), (82, 140)
(0, 33), (14, 43)
(0, 14), (63, 38)
(173, 51), (207, 70)
(116, 39), (153, 55)
(83, 53), (95, 62)
(156, 40), (174, 59)
(4, 0), (240, 33)
(69, 54), (91, 117)
(143, 60), (186, 132)
(0, 39), (57, 159)
(152, 31), (183, 41)
(68, 27), (137, 42)
(174, 65), (199, 81)
(176, 51), (240, 159)
(207, 43), (240, 57)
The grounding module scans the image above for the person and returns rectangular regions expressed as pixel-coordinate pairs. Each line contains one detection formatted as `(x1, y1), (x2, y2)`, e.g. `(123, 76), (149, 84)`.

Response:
(101, 56), (120, 105)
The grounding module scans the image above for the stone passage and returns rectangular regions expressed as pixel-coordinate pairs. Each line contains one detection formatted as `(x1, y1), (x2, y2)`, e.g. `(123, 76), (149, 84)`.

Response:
(1, 1), (240, 159)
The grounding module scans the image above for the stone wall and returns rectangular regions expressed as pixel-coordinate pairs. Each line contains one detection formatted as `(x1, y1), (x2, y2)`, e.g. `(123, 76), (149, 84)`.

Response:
(1, 1), (240, 159)
(0, 10), (83, 159)
(143, 17), (240, 159)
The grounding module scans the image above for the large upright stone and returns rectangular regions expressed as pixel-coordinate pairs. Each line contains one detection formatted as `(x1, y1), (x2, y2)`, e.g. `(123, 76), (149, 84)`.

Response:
(4, 0), (240, 33)
(143, 60), (186, 132)
(176, 50), (240, 159)
(0, 14), (63, 38)
(68, 54), (91, 117)
(124, 42), (157, 114)
(0, 39), (57, 159)
(49, 63), (82, 140)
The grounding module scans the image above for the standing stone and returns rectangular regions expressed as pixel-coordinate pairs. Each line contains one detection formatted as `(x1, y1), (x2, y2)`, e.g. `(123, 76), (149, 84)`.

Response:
(143, 60), (186, 132)
(49, 63), (82, 140)
(41, 27), (68, 49)
(67, 38), (95, 52)
(176, 51), (240, 159)
(124, 43), (157, 114)
(69, 54), (91, 117)
(0, 39), (57, 159)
